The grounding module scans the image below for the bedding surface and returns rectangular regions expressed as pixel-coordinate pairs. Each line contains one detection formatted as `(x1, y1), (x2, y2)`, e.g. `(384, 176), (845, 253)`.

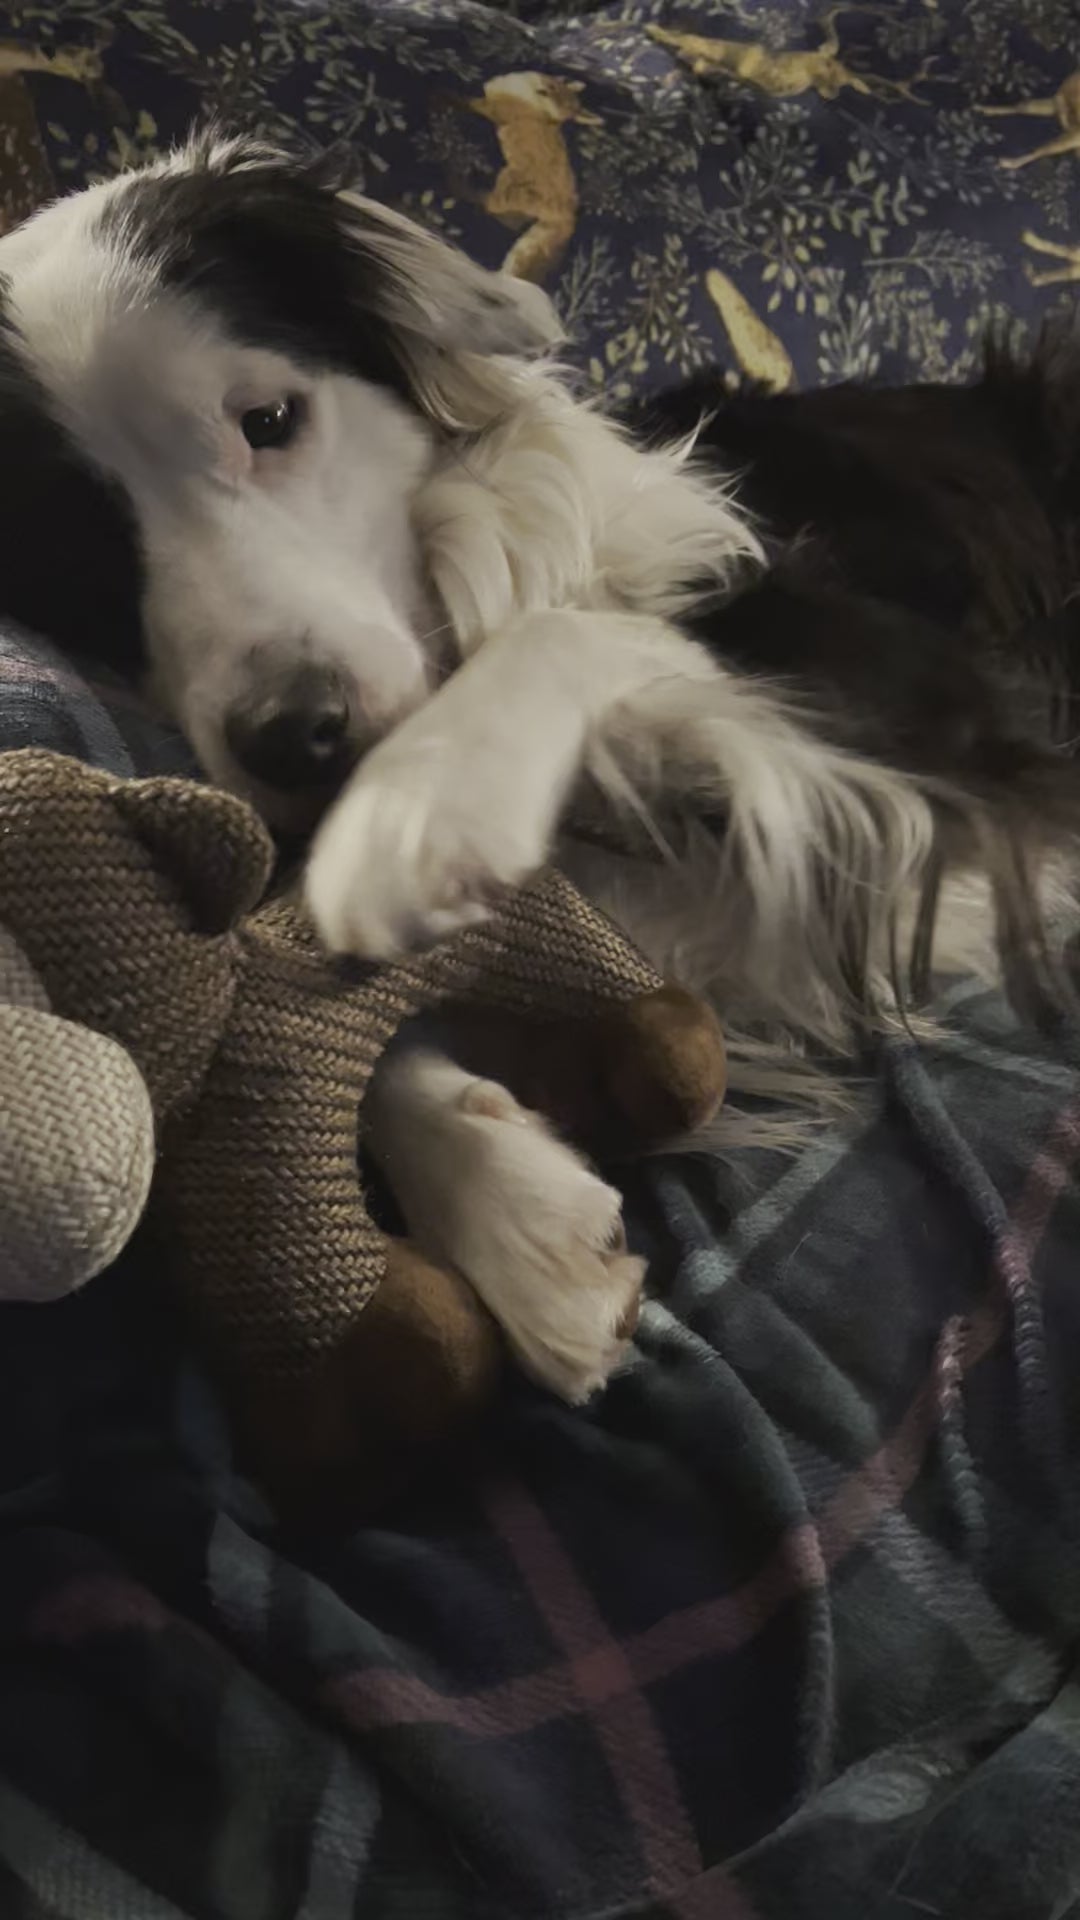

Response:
(0, 0), (1075, 390)
(1, 4), (1080, 1916)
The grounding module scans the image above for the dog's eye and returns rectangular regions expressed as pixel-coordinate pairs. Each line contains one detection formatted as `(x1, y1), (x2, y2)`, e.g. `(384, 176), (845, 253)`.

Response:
(240, 398), (299, 450)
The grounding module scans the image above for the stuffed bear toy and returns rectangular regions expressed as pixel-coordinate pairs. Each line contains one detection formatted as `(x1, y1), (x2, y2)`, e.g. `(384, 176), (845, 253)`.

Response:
(0, 749), (725, 1517)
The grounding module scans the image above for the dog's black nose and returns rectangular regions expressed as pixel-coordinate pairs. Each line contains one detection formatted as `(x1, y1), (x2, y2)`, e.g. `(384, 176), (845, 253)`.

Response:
(225, 667), (355, 791)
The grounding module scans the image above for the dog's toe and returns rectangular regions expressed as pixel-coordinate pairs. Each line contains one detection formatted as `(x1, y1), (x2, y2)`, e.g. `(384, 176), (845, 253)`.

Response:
(305, 754), (546, 959)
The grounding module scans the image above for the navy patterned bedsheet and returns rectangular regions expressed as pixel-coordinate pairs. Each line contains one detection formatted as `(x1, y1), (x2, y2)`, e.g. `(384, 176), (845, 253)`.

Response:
(0, 0), (1077, 393)
(1, 3), (1080, 1916)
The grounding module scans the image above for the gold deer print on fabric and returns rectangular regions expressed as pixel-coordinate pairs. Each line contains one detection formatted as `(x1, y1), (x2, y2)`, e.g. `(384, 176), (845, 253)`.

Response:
(0, 38), (108, 234)
(979, 73), (1080, 171)
(1021, 229), (1080, 286)
(462, 71), (601, 284)
(647, 8), (938, 106)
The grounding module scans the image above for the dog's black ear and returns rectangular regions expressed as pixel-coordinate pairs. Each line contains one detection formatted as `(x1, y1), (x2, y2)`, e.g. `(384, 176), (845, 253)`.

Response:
(332, 187), (563, 361)
(115, 131), (563, 424)
(269, 137), (563, 359)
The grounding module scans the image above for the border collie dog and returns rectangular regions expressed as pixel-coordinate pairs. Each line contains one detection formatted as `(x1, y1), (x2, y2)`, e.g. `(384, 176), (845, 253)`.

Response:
(2, 133), (1078, 1398)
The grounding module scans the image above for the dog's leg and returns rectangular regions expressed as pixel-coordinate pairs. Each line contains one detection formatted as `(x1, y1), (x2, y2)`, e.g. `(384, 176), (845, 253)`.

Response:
(305, 600), (932, 1036)
(306, 609), (713, 959)
(365, 1043), (643, 1403)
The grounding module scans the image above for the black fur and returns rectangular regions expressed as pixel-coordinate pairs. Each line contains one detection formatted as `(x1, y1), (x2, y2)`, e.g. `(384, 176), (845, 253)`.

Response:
(638, 342), (1080, 767)
(0, 141), (422, 678)
(634, 329), (1080, 1011)
(0, 324), (144, 674)
(100, 141), (416, 402)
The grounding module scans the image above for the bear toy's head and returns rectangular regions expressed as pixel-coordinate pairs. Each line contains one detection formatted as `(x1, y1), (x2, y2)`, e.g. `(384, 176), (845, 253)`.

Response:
(0, 749), (274, 1122)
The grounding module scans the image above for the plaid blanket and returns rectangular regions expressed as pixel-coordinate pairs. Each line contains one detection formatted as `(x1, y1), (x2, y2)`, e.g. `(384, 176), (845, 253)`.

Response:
(2, 623), (1080, 1920)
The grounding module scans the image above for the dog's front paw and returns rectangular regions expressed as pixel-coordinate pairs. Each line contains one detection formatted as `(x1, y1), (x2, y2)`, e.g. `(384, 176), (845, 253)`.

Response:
(305, 747), (549, 959)
(436, 1088), (644, 1403)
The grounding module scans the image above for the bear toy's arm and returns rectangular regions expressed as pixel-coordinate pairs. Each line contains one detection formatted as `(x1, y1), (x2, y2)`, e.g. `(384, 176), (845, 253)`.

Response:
(186, 993), (724, 1530)
(426, 984), (726, 1157)
(233, 1242), (504, 1527)
(153, 879), (725, 1525)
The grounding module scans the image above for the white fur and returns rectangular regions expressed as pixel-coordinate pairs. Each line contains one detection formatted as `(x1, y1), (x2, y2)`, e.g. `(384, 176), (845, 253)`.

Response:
(583, 668), (938, 1039)
(412, 365), (761, 648)
(0, 205), (436, 816)
(0, 140), (1006, 1403)
(309, 610), (719, 956)
(366, 1048), (643, 1401)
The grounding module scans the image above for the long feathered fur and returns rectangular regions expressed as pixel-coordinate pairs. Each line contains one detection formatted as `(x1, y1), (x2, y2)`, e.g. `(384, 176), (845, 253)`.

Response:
(164, 149), (1080, 1139)
(586, 336), (1080, 1142)
(7, 130), (1080, 1154)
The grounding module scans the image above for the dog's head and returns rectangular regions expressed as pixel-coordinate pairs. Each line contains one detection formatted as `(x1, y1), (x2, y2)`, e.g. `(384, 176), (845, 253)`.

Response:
(0, 133), (559, 821)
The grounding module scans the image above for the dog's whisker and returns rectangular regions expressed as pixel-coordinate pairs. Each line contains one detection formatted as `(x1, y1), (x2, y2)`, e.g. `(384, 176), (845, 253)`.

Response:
(415, 619), (455, 647)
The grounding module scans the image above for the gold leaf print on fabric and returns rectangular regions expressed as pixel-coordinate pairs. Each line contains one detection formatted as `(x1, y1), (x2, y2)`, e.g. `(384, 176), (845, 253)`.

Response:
(705, 270), (794, 390)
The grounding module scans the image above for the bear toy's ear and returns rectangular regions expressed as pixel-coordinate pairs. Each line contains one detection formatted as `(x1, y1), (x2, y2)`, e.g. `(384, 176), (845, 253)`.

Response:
(111, 777), (275, 935)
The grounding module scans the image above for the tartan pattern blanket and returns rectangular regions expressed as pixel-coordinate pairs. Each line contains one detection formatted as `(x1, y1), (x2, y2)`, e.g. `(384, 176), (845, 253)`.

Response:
(2, 623), (1080, 1920)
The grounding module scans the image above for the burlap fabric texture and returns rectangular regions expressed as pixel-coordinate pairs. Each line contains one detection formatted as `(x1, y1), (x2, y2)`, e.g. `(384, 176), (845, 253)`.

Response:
(0, 750), (722, 1506)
